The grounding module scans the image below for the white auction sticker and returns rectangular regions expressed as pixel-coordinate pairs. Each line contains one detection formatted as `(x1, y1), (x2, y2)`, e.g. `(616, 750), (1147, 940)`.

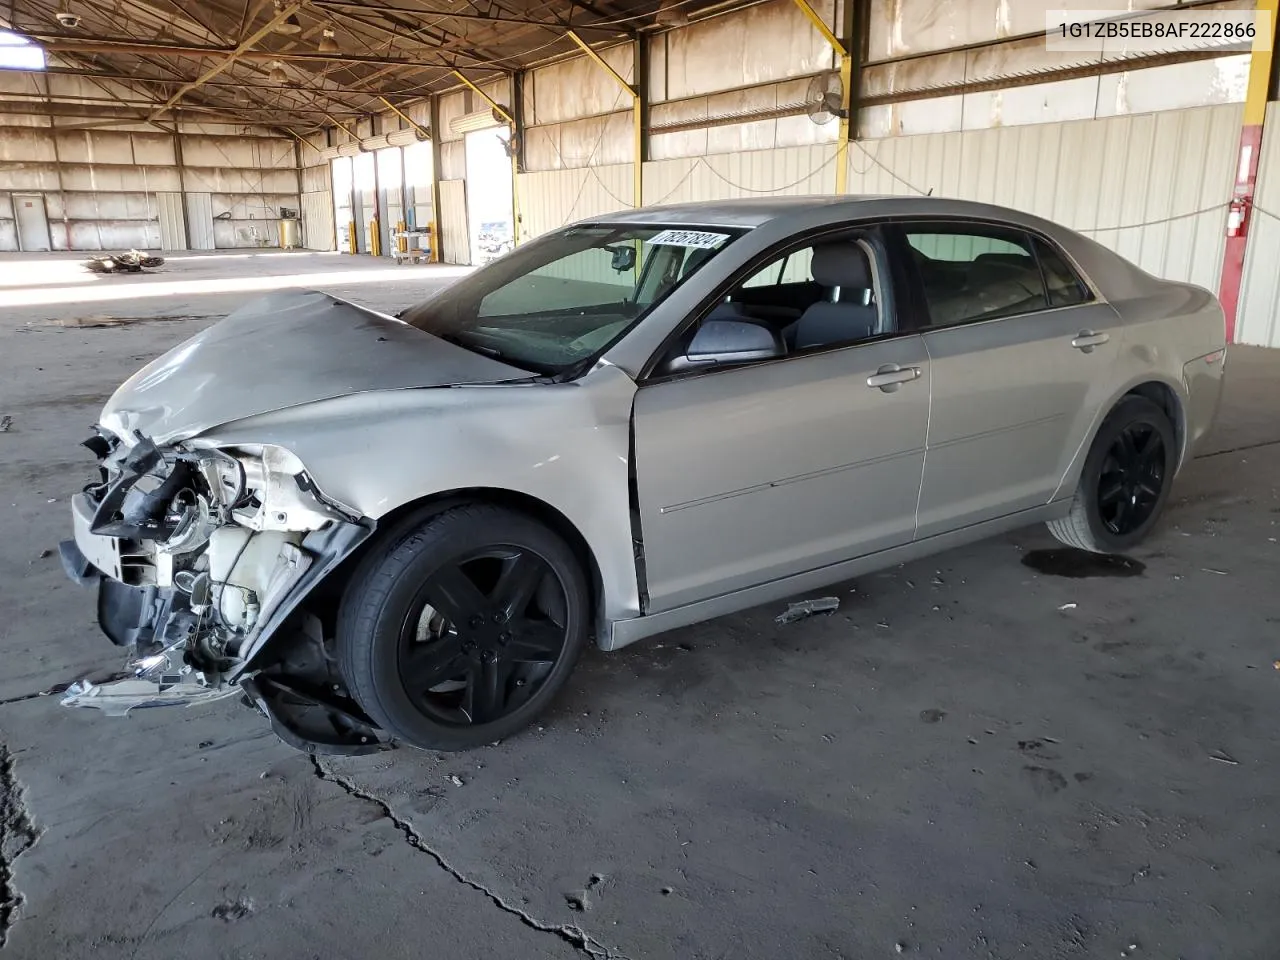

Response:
(647, 229), (730, 249)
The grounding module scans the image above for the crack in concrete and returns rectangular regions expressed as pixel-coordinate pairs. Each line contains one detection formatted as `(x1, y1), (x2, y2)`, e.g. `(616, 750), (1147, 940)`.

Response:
(0, 745), (41, 949)
(1195, 437), (1280, 459)
(308, 757), (628, 960)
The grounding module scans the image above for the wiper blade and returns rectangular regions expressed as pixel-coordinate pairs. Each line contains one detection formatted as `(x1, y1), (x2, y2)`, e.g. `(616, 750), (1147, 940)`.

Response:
(437, 331), (504, 359)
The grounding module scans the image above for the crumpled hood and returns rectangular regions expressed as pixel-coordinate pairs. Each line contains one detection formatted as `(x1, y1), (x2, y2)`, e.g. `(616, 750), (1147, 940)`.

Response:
(100, 290), (528, 445)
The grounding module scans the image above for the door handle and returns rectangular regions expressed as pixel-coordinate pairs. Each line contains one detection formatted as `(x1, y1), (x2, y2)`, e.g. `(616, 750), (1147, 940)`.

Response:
(866, 365), (921, 392)
(1071, 331), (1110, 352)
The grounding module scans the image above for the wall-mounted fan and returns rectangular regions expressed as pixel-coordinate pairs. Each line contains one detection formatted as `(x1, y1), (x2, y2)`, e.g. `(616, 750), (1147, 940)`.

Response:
(805, 71), (847, 125)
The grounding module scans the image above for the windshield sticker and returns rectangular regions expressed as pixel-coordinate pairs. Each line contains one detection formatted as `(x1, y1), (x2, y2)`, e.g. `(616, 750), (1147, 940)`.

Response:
(646, 229), (730, 249)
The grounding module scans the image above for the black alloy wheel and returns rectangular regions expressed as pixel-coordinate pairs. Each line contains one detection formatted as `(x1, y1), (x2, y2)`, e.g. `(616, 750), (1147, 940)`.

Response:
(1096, 422), (1166, 536)
(1046, 395), (1177, 554)
(338, 505), (590, 751)
(397, 546), (568, 726)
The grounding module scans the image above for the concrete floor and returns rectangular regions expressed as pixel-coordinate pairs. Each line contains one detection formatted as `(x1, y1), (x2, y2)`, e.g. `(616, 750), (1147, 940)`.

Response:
(1, 250), (1279, 960)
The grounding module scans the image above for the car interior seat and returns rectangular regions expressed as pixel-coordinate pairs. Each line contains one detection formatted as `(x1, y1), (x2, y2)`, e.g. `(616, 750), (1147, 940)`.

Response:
(785, 243), (878, 350)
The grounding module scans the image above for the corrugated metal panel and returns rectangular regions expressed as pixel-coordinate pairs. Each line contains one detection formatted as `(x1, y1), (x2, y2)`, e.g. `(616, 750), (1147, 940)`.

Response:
(439, 179), (469, 265)
(516, 164), (634, 240)
(1237, 102), (1280, 347)
(301, 190), (334, 251)
(846, 104), (1240, 290)
(643, 144), (839, 207)
(184, 192), (215, 250)
(157, 191), (187, 251)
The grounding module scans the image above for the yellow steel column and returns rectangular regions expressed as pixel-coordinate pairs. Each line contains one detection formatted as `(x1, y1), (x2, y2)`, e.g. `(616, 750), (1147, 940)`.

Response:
(567, 30), (643, 207)
(791, 0), (851, 195)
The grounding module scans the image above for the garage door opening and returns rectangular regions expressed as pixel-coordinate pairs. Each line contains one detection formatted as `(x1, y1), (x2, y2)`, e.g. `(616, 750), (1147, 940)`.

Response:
(464, 128), (514, 265)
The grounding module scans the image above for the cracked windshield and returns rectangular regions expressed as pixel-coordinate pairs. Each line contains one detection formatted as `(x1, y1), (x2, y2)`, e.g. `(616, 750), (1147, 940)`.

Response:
(400, 224), (743, 373)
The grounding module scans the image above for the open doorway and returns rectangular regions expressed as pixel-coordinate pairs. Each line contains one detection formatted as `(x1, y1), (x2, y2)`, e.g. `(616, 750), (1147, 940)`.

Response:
(464, 127), (514, 265)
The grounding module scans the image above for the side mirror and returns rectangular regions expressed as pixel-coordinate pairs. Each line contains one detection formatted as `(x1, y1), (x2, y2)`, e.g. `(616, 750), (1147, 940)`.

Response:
(608, 245), (636, 273)
(669, 319), (783, 372)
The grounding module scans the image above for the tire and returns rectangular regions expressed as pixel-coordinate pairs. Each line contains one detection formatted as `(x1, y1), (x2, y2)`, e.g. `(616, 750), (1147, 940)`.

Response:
(1047, 395), (1177, 554)
(337, 504), (590, 751)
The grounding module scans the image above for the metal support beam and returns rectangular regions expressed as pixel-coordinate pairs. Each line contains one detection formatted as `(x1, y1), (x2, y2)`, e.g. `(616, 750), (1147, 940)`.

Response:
(32, 36), (447, 68)
(429, 93), (443, 262)
(379, 96), (430, 140)
(791, 0), (850, 195)
(567, 30), (642, 207)
(1219, 0), (1279, 343)
(451, 70), (513, 124)
(147, 1), (305, 120)
(311, 0), (627, 33)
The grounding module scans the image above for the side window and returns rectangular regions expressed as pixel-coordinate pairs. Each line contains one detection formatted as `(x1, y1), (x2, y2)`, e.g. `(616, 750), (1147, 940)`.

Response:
(904, 225), (1048, 327)
(1033, 237), (1090, 307)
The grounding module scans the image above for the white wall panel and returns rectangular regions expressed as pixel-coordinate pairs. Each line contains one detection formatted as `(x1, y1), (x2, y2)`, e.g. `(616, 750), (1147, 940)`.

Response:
(846, 104), (1241, 291)
(157, 192), (186, 251)
(527, 44), (633, 125)
(657, 0), (837, 101)
(1237, 102), (1280, 347)
(301, 190), (335, 251)
(517, 164), (633, 240)
(439, 179), (469, 265)
(644, 144), (839, 207)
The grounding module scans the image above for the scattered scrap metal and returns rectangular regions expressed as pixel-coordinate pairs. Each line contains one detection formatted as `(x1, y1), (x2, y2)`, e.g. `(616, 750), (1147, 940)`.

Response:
(83, 250), (165, 274)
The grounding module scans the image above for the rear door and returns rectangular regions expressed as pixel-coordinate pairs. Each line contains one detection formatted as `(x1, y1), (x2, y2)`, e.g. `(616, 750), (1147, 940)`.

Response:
(898, 222), (1122, 538)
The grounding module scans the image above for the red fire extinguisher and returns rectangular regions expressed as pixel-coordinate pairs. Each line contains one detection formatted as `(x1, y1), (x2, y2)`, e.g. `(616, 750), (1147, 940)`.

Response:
(1227, 194), (1251, 238)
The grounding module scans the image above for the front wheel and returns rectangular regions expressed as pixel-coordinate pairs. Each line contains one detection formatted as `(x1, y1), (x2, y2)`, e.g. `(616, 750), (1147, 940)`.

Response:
(337, 505), (591, 751)
(1047, 395), (1177, 554)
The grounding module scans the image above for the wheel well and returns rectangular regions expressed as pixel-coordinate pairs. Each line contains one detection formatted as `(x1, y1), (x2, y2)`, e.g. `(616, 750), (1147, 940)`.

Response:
(1122, 381), (1185, 463)
(343, 488), (605, 622)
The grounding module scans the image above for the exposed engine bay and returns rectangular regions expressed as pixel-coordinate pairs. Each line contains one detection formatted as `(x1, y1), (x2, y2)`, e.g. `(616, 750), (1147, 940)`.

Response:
(59, 428), (387, 753)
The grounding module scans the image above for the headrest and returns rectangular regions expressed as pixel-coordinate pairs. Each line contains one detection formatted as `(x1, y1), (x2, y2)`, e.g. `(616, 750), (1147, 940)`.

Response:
(811, 243), (871, 289)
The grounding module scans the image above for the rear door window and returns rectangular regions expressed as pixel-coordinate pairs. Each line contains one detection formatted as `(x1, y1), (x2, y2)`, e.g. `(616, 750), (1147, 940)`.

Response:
(903, 226), (1048, 326)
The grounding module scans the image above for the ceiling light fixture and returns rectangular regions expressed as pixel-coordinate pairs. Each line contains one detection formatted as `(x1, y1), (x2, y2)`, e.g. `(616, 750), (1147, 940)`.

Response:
(268, 60), (288, 83)
(318, 28), (338, 53)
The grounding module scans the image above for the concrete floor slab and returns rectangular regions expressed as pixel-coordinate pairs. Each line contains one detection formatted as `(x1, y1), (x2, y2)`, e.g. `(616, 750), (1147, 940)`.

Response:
(1, 252), (1279, 959)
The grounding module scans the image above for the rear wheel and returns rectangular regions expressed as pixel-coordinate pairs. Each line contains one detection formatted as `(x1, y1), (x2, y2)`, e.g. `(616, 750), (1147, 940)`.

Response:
(1047, 396), (1176, 554)
(337, 505), (590, 751)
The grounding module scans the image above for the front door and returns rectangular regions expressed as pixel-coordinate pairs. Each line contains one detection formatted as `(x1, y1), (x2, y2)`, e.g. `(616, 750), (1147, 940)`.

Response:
(899, 223), (1123, 538)
(14, 194), (50, 252)
(632, 235), (930, 613)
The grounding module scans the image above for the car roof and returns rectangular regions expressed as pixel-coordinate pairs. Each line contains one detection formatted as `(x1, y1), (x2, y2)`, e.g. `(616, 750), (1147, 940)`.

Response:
(578, 194), (1052, 231)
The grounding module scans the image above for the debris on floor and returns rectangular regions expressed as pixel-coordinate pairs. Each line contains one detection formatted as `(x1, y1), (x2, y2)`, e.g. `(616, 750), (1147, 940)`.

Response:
(0, 415), (12, 432)
(1201, 567), (1229, 576)
(60, 675), (238, 715)
(1058, 602), (1078, 611)
(82, 250), (165, 274)
(1208, 749), (1239, 765)
(774, 597), (839, 624)
(449, 774), (465, 786)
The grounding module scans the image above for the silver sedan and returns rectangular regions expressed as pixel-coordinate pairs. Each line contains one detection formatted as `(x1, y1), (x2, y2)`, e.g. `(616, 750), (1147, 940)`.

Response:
(59, 196), (1226, 752)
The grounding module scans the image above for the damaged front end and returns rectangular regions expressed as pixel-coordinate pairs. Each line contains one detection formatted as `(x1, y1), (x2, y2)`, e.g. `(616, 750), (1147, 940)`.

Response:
(60, 429), (388, 754)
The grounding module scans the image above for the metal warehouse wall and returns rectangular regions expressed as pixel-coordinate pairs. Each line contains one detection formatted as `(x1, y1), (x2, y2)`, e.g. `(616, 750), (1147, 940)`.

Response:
(845, 104), (1242, 293)
(1237, 102), (1280, 347)
(0, 73), (301, 252)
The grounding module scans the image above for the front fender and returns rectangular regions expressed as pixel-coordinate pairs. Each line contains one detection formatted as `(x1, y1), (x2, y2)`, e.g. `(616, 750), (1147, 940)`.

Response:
(197, 363), (642, 632)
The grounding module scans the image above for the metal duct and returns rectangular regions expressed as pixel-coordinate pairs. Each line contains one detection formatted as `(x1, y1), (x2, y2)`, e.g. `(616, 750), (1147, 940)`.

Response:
(450, 108), (504, 134)
(318, 128), (427, 159)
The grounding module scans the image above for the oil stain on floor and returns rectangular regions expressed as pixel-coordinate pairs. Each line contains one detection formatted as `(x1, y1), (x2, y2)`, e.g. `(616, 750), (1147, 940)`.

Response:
(1020, 548), (1146, 578)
